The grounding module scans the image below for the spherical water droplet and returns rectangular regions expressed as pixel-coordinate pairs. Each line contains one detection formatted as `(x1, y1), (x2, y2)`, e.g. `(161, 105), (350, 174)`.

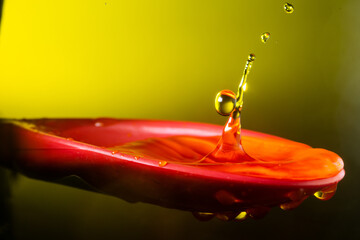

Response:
(158, 161), (168, 167)
(215, 90), (236, 116)
(261, 32), (271, 43)
(248, 53), (256, 62)
(111, 151), (119, 155)
(284, 2), (294, 13)
(134, 156), (139, 160)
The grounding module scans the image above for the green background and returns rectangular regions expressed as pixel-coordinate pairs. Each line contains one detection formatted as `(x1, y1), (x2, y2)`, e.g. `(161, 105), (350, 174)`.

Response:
(0, 0), (359, 239)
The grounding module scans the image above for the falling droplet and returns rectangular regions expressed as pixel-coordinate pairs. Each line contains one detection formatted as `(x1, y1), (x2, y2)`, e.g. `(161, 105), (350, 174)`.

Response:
(95, 122), (103, 127)
(248, 53), (255, 62)
(235, 212), (247, 221)
(261, 32), (271, 43)
(314, 184), (337, 200)
(284, 2), (294, 14)
(314, 191), (324, 199)
(158, 161), (168, 167)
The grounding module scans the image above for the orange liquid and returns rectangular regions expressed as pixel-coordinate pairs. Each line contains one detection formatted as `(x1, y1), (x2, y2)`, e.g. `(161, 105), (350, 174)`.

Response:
(111, 115), (343, 181)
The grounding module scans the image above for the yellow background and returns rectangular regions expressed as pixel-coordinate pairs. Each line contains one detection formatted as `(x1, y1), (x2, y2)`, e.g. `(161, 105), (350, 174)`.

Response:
(1, 0), (359, 239)
(0, 0), (346, 129)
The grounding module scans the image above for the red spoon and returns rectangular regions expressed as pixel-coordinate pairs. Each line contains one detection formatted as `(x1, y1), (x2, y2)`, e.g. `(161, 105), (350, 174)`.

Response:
(0, 118), (344, 221)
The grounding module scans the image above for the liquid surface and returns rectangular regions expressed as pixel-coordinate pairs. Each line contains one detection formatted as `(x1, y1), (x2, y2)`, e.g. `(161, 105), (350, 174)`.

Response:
(111, 132), (343, 181)
(15, 118), (343, 181)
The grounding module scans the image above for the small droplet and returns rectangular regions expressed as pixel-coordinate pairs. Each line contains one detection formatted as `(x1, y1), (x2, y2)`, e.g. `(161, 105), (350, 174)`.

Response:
(158, 161), (168, 167)
(284, 2), (294, 14)
(235, 212), (247, 221)
(95, 122), (103, 127)
(134, 156), (139, 160)
(111, 151), (119, 155)
(314, 191), (324, 199)
(261, 32), (271, 43)
(248, 53), (256, 62)
(314, 184), (337, 200)
(215, 90), (236, 116)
